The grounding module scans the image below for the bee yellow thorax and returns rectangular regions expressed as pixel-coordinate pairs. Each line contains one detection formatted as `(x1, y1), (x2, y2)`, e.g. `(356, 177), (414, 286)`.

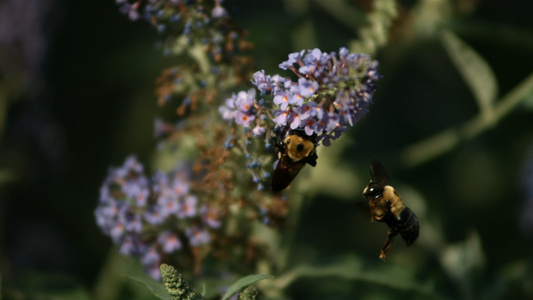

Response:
(383, 185), (405, 219)
(285, 135), (314, 162)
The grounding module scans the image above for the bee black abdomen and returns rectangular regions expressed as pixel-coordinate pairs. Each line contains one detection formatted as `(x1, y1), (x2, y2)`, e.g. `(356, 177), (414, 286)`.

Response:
(398, 207), (419, 245)
(271, 162), (291, 193)
(271, 159), (306, 193)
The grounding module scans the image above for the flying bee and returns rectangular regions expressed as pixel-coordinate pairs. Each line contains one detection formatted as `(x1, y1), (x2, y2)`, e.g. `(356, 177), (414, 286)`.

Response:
(270, 126), (318, 193)
(362, 160), (419, 261)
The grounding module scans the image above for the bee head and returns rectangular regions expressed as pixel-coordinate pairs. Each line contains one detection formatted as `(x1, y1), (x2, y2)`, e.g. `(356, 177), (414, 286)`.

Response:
(363, 182), (383, 199)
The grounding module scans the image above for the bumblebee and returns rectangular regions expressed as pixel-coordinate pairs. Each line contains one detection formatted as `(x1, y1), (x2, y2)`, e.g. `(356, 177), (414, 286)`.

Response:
(362, 160), (419, 261)
(270, 127), (318, 193)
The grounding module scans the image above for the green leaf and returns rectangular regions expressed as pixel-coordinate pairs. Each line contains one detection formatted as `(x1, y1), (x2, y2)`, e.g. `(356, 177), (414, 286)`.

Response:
(221, 274), (273, 300)
(126, 274), (172, 300)
(0, 168), (14, 185)
(439, 231), (485, 281)
(441, 30), (498, 119)
(267, 255), (447, 300)
(521, 89), (533, 110)
(438, 231), (485, 300)
(3, 272), (92, 300)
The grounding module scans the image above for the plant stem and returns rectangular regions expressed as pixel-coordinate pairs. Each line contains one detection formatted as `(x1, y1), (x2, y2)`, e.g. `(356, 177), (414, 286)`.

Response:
(400, 72), (533, 167)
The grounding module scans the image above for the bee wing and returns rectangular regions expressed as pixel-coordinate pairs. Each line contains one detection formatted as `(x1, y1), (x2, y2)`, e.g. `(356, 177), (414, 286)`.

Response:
(271, 158), (306, 193)
(369, 160), (390, 186)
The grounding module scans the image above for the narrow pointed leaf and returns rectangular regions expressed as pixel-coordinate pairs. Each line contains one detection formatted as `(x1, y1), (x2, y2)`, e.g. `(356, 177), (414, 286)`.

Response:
(221, 274), (273, 300)
(125, 275), (172, 300)
(268, 255), (447, 299)
(441, 30), (498, 118)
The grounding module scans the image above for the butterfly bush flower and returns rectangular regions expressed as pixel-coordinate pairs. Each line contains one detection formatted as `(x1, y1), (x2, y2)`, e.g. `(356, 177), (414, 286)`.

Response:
(221, 89), (257, 127)
(95, 156), (219, 278)
(107, 0), (309, 281)
(222, 47), (380, 144)
(118, 0), (254, 116)
(186, 226), (211, 247)
(116, 0), (250, 62)
(158, 231), (182, 253)
(220, 47), (381, 186)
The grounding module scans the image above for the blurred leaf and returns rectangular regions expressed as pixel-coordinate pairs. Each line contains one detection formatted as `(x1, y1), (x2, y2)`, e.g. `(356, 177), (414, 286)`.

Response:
(441, 30), (498, 120)
(290, 18), (318, 51)
(93, 250), (161, 300)
(491, 72), (533, 119)
(0, 168), (14, 185)
(439, 231), (485, 280)
(401, 72), (533, 167)
(305, 137), (360, 199)
(349, 0), (398, 55)
(126, 275), (172, 300)
(401, 129), (460, 168)
(439, 231), (485, 300)
(313, 0), (366, 32)
(188, 42), (211, 75)
(412, 0), (453, 37)
(221, 274), (273, 300)
(522, 91), (533, 110)
(3, 272), (91, 300)
(267, 255), (447, 299)
(482, 260), (533, 300)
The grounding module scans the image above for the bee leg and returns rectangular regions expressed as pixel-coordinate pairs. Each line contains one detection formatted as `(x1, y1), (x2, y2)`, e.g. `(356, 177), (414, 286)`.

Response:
(379, 230), (398, 261)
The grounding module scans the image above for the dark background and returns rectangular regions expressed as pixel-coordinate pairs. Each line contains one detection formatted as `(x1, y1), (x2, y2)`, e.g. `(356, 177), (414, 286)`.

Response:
(1, 0), (533, 299)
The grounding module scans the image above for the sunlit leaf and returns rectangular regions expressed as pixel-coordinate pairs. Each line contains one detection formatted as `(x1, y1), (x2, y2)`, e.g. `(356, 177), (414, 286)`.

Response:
(441, 30), (498, 119)
(221, 274), (273, 300)
(401, 72), (533, 167)
(305, 138), (360, 198)
(348, 0), (398, 55)
(439, 231), (485, 281)
(126, 275), (172, 300)
(521, 90), (533, 110)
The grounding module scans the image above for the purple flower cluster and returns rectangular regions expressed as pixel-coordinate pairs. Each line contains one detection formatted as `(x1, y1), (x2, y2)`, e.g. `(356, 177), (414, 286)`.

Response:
(116, 0), (229, 45)
(218, 48), (380, 190)
(219, 89), (261, 131)
(118, 0), (227, 21)
(220, 47), (381, 146)
(117, 0), (253, 118)
(95, 156), (221, 279)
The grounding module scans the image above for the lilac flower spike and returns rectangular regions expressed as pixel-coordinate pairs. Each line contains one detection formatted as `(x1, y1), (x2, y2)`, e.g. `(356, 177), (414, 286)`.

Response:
(279, 49), (305, 70)
(218, 47), (379, 191)
(221, 47), (381, 147)
(158, 231), (182, 253)
(95, 156), (220, 279)
(221, 89), (257, 127)
(211, 5), (228, 18)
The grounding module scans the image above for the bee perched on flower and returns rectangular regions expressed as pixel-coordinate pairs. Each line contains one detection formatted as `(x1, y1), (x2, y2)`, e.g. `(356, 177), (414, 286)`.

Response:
(269, 126), (319, 193)
(220, 47), (381, 192)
